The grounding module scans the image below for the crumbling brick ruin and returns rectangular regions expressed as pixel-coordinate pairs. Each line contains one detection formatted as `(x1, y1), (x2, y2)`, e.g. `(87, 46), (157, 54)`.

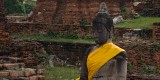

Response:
(153, 22), (160, 41)
(0, 0), (9, 45)
(29, 0), (134, 24)
(0, 1), (45, 79)
(134, 0), (160, 17)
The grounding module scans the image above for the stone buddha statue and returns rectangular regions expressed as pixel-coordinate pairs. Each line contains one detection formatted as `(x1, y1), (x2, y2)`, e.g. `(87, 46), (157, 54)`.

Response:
(77, 2), (127, 80)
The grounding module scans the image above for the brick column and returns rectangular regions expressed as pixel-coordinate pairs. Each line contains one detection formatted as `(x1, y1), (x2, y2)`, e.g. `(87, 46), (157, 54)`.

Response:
(153, 22), (160, 41)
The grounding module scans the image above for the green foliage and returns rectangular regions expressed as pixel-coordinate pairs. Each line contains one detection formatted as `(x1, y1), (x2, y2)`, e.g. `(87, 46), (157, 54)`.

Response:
(33, 53), (49, 65)
(34, 53), (49, 59)
(81, 34), (93, 40)
(153, 66), (158, 74)
(0, 45), (5, 51)
(47, 28), (55, 37)
(47, 30), (94, 41)
(3, 0), (22, 14)
(127, 62), (133, 71)
(128, 43), (139, 48)
(47, 28), (79, 39)
(57, 18), (63, 24)
(120, 7), (128, 13)
(3, 0), (35, 15)
(80, 18), (90, 27)
(47, 29), (80, 39)
(16, 0), (27, 15)
(45, 66), (79, 80)
(142, 63), (149, 74)
(150, 43), (160, 54)
(23, 4), (34, 14)
(142, 64), (159, 75)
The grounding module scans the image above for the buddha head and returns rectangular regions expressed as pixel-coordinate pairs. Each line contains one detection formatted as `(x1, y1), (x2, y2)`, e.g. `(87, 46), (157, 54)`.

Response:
(92, 2), (114, 45)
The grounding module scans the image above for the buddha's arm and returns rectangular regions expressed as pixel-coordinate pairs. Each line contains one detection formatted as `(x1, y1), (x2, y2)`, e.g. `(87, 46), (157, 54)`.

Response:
(117, 51), (127, 80)
(80, 47), (92, 80)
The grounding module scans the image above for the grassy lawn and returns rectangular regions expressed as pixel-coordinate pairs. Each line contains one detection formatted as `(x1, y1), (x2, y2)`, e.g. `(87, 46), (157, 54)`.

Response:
(45, 66), (79, 80)
(12, 34), (95, 44)
(115, 17), (160, 29)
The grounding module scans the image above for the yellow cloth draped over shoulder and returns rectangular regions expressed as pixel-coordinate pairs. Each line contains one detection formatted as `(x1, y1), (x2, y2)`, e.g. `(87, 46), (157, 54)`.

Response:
(76, 42), (124, 80)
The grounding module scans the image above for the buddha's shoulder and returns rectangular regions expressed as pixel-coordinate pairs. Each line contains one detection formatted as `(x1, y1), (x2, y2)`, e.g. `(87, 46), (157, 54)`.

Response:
(115, 51), (127, 60)
(85, 45), (98, 56)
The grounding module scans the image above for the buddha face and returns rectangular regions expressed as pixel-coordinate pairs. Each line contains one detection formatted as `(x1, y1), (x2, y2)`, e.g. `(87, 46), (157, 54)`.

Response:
(93, 24), (109, 45)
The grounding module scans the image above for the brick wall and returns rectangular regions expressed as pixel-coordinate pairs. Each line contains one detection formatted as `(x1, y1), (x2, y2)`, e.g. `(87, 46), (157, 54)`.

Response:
(6, 23), (152, 40)
(39, 41), (160, 79)
(7, 23), (49, 34)
(39, 41), (94, 66)
(0, 0), (9, 45)
(29, 0), (57, 23)
(29, 0), (134, 24)
(0, 40), (46, 79)
(6, 23), (93, 38)
(50, 24), (92, 37)
(134, 0), (160, 17)
(0, 38), (160, 79)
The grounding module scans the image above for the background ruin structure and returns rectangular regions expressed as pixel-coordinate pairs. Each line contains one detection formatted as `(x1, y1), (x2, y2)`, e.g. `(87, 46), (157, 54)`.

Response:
(29, 0), (134, 24)
(134, 0), (160, 17)
(0, 0), (9, 44)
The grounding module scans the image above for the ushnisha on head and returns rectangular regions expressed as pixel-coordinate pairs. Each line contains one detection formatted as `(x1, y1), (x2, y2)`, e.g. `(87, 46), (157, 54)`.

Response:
(92, 2), (114, 45)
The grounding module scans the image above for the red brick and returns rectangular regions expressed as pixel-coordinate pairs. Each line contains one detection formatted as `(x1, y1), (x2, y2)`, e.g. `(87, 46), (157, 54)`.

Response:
(38, 75), (45, 80)
(3, 63), (19, 69)
(19, 77), (30, 80)
(29, 76), (38, 80)
(37, 69), (44, 75)
(9, 70), (24, 77)
(18, 63), (25, 67)
(24, 68), (36, 77)
(0, 71), (9, 76)
(0, 64), (3, 68)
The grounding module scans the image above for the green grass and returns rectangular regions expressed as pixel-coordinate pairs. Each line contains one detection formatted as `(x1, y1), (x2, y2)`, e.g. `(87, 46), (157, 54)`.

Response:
(115, 17), (160, 29)
(45, 66), (79, 80)
(12, 17), (160, 43)
(12, 34), (95, 44)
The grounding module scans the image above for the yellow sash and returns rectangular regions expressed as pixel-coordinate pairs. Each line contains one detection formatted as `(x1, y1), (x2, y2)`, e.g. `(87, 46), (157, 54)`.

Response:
(76, 42), (124, 80)
(87, 42), (124, 80)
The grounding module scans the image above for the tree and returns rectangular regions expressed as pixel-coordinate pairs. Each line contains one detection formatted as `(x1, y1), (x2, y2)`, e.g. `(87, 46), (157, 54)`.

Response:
(3, 0), (36, 15)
